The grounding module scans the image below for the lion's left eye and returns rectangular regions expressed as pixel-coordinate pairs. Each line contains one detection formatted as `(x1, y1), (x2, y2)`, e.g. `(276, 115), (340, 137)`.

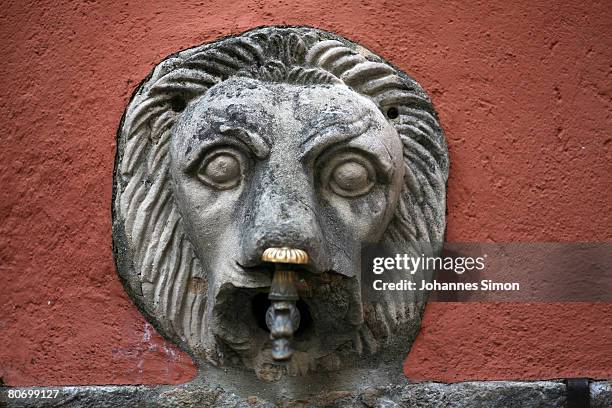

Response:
(321, 152), (376, 198)
(196, 148), (243, 190)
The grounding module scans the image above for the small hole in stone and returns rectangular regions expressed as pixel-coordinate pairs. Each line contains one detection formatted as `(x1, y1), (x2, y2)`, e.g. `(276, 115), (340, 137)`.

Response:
(169, 96), (186, 112)
(386, 106), (399, 119)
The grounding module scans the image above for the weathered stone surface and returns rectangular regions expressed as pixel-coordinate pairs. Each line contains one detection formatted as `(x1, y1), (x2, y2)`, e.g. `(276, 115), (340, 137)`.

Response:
(112, 25), (448, 396)
(397, 381), (566, 407)
(591, 381), (612, 408)
(5, 380), (603, 407)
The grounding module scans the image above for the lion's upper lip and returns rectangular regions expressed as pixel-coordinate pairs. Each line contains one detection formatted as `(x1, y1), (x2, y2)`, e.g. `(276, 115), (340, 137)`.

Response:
(236, 260), (324, 278)
(236, 261), (275, 276)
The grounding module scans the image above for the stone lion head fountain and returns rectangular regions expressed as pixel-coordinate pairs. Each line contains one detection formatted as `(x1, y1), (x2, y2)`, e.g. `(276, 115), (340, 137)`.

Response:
(112, 26), (448, 397)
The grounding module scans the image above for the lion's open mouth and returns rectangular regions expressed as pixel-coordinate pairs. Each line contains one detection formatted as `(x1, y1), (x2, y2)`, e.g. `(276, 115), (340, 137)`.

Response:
(211, 268), (361, 381)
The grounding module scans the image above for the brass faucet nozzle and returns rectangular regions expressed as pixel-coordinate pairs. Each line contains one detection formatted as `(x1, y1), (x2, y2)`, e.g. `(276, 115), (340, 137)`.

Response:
(261, 247), (309, 363)
(261, 247), (309, 265)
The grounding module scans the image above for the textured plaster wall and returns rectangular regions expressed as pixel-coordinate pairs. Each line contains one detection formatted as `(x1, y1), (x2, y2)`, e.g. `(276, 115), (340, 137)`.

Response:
(0, 0), (610, 386)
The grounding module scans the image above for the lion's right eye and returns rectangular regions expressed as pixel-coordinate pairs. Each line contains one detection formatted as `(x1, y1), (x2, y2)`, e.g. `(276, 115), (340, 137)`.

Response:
(196, 148), (243, 190)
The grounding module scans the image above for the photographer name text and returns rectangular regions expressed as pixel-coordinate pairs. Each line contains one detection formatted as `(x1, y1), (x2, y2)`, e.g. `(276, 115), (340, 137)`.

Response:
(372, 279), (520, 291)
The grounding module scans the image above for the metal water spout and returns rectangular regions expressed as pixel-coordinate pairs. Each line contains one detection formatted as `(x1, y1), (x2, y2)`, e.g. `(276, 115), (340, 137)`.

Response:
(261, 247), (309, 362)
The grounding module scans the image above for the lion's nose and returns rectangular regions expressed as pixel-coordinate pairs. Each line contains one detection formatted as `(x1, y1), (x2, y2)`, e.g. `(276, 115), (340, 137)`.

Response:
(239, 170), (329, 273)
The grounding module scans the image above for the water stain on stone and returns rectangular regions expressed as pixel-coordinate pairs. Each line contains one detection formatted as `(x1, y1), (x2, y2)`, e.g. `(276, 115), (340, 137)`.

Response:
(188, 277), (208, 294)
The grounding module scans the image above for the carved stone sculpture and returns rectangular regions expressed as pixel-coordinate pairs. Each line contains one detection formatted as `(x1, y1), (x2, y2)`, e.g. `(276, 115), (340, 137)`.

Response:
(112, 26), (448, 396)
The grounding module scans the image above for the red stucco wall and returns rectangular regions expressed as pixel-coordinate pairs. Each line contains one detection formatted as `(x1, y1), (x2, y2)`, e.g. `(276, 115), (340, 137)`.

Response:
(1, 0), (610, 386)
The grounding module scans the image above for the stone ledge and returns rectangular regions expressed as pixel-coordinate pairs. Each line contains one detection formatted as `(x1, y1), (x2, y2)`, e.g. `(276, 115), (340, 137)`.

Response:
(1, 380), (610, 407)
